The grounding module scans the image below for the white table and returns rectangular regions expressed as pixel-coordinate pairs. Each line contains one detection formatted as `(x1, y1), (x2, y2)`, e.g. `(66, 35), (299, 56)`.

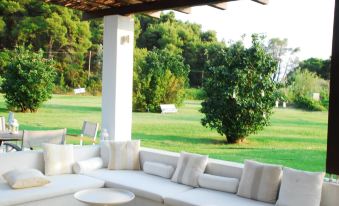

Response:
(74, 188), (135, 206)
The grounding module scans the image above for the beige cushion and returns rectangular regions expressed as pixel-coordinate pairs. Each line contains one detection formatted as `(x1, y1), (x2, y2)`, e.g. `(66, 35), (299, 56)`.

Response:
(198, 173), (239, 193)
(143, 161), (175, 179)
(276, 168), (325, 206)
(3, 169), (50, 189)
(100, 140), (113, 168)
(237, 160), (282, 203)
(73, 157), (103, 174)
(108, 140), (140, 170)
(171, 152), (208, 187)
(43, 144), (74, 176)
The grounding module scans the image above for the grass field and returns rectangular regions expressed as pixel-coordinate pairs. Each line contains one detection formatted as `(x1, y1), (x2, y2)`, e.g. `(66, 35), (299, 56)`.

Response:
(0, 95), (328, 172)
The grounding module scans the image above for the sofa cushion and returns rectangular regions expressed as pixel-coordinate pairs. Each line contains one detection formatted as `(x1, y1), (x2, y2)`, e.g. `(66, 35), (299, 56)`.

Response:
(276, 168), (325, 206)
(171, 152), (208, 187)
(85, 169), (192, 203)
(237, 160), (282, 204)
(108, 140), (141, 170)
(164, 188), (274, 206)
(43, 144), (75, 176)
(0, 174), (104, 206)
(198, 173), (239, 193)
(143, 161), (175, 179)
(3, 168), (50, 189)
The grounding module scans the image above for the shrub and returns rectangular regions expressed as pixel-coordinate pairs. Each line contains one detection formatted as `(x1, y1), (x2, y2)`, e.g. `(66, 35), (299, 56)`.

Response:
(86, 75), (102, 96)
(201, 35), (278, 143)
(288, 69), (329, 111)
(133, 48), (189, 112)
(185, 88), (206, 100)
(2, 47), (56, 112)
(293, 96), (326, 111)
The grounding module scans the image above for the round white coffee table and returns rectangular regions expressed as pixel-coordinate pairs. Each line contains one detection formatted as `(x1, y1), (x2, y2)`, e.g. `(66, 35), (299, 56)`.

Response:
(74, 188), (135, 206)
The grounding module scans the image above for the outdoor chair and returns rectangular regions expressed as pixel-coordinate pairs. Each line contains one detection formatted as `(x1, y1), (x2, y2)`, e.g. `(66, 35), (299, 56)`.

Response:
(3, 128), (67, 151)
(79, 121), (99, 146)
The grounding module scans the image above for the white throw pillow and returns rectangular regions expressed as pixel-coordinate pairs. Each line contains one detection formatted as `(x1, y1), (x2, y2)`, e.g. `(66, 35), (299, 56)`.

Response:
(198, 174), (239, 193)
(171, 152), (208, 187)
(100, 140), (112, 168)
(43, 143), (74, 176)
(73, 157), (104, 174)
(143, 161), (175, 179)
(3, 169), (50, 189)
(276, 168), (325, 206)
(237, 160), (282, 203)
(108, 140), (140, 170)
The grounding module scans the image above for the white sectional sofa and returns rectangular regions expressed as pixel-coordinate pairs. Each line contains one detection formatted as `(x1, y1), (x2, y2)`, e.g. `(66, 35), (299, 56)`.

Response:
(0, 145), (338, 206)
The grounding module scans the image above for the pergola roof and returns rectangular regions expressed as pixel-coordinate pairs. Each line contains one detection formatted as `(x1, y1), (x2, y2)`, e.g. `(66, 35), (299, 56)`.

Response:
(44, 0), (268, 20)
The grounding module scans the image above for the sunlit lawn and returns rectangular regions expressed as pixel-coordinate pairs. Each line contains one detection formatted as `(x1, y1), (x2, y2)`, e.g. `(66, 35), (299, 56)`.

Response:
(0, 95), (328, 172)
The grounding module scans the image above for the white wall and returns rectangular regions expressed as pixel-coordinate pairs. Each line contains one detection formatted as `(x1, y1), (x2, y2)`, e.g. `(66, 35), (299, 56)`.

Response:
(102, 15), (134, 141)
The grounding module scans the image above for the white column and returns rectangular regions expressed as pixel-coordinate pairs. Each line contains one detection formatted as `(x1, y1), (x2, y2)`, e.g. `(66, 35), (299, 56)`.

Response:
(102, 15), (134, 141)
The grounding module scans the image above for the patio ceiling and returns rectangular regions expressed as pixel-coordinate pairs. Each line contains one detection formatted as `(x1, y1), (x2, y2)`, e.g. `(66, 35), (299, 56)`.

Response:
(44, 0), (268, 19)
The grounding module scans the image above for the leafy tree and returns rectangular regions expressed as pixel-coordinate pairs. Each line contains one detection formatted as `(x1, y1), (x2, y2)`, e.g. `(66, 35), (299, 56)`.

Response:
(297, 58), (331, 80)
(2, 46), (56, 112)
(0, 0), (91, 89)
(133, 48), (189, 112)
(201, 35), (278, 143)
(266, 38), (299, 82)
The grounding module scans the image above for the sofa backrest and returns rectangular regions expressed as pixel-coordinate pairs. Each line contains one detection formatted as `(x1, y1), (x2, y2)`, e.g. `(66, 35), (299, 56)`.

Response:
(139, 147), (244, 179)
(139, 147), (339, 206)
(0, 145), (100, 177)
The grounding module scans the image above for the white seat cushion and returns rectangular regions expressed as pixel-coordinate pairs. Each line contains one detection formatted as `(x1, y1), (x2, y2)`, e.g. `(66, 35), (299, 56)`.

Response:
(0, 174), (104, 206)
(164, 188), (274, 206)
(85, 169), (192, 203)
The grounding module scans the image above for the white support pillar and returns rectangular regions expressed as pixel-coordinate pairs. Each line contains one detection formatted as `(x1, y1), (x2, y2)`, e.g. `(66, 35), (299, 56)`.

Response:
(102, 15), (134, 141)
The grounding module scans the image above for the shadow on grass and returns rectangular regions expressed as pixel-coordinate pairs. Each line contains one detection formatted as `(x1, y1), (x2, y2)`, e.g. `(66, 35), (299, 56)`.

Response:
(133, 133), (224, 145)
(43, 104), (101, 113)
(19, 125), (82, 136)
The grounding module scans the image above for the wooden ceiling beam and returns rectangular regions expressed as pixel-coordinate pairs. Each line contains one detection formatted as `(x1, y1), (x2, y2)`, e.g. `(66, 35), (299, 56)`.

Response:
(143, 11), (161, 18)
(174, 7), (192, 14)
(83, 0), (236, 20)
(251, 0), (269, 5)
(209, 2), (227, 10)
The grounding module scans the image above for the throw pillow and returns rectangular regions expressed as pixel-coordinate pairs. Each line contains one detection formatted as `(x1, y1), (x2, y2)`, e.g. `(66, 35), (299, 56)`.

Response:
(276, 168), (325, 206)
(237, 160), (282, 203)
(43, 143), (74, 176)
(108, 140), (140, 170)
(73, 157), (104, 174)
(171, 152), (208, 187)
(143, 161), (175, 179)
(198, 173), (239, 193)
(3, 169), (50, 189)
(100, 140), (112, 168)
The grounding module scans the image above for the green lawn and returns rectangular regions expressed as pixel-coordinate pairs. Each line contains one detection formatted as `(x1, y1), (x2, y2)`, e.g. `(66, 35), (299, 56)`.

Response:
(0, 95), (328, 172)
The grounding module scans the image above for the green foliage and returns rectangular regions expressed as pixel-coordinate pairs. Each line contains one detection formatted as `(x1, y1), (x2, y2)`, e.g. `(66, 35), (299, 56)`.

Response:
(2, 46), (56, 112)
(201, 35), (278, 143)
(135, 12), (220, 87)
(287, 69), (329, 111)
(185, 88), (206, 100)
(293, 96), (326, 111)
(297, 58), (331, 80)
(133, 48), (189, 112)
(0, 0), (92, 90)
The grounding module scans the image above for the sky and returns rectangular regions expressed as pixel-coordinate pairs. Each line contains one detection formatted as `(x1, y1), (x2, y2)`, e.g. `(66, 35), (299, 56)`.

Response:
(171, 0), (335, 60)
